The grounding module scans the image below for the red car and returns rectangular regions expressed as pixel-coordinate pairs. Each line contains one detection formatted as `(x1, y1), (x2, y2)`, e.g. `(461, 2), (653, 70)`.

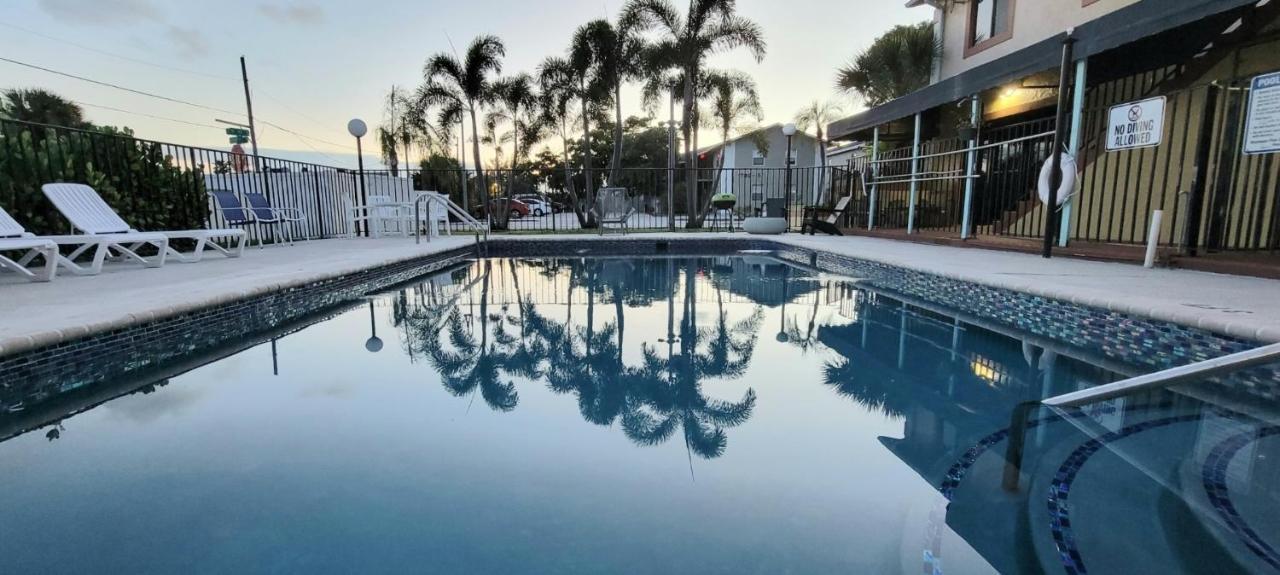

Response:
(478, 198), (529, 219)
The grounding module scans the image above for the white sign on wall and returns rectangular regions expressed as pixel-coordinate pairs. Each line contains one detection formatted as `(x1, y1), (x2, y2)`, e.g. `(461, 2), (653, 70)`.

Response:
(1243, 71), (1280, 155)
(1106, 96), (1166, 151)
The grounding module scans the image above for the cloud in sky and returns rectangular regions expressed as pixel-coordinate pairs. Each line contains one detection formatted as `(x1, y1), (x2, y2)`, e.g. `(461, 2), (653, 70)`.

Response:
(37, 0), (160, 25)
(257, 3), (324, 25)
(165, 25), (209, 58)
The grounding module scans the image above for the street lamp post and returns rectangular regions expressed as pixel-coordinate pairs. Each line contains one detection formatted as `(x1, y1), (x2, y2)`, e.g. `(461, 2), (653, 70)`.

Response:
(782, 123), (797, 232)
(348, 118), (369, 237)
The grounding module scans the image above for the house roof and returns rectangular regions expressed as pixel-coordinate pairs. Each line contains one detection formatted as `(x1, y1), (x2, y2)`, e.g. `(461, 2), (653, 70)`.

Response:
(828, 0), (1262, 141)
(695, 123), (817, 156)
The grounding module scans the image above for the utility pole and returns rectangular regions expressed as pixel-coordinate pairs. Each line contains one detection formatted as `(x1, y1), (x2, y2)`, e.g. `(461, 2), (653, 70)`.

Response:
(239, 56), (261, 169)
(240, 56), (271, 198)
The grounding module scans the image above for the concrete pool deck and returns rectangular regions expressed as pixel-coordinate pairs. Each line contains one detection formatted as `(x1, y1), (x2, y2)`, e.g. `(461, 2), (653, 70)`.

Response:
(1, 233), (1279, 358)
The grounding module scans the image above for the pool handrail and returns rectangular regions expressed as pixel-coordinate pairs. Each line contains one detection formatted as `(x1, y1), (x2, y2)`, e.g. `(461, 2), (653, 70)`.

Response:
(1041, 341), (1280, 408)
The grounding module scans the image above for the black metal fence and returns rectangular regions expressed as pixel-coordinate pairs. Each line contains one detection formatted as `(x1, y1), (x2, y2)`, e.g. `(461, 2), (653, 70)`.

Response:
(0, 118), (364, 244)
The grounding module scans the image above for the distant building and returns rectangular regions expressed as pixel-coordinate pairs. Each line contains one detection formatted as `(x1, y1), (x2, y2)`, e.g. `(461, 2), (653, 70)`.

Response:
(694, 123), (823, 207)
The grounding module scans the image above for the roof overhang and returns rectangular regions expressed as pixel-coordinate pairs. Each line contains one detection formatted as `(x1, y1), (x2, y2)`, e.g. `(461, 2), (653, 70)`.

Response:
(829, 0), (1262, 141)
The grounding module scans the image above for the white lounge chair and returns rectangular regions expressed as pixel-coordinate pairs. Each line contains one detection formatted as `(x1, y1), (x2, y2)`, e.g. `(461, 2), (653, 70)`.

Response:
(0, 208), (58, 282)
(42, 183), (246, 263)
(1, 204), (166, 277)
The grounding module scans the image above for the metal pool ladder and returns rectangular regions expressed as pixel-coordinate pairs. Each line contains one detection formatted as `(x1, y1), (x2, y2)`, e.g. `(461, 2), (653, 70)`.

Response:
(1001, 341), (1280, 491)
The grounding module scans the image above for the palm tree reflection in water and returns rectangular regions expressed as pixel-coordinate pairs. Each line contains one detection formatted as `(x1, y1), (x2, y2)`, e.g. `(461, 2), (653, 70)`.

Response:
(403, 257), (766, 460)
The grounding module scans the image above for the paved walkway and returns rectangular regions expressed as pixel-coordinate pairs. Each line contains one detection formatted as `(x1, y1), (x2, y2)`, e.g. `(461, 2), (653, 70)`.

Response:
(2, 233), (1278, 358)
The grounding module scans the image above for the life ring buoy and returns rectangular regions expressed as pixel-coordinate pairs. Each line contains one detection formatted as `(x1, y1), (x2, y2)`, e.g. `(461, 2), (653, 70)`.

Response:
(1037, 153), (1077, 206)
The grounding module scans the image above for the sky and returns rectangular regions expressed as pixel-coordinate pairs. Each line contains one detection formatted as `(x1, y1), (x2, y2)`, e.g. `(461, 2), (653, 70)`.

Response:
(0, 0), (926, 169)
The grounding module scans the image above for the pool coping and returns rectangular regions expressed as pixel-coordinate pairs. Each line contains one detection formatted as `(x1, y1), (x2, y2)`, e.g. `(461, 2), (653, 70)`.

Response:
(1, 233), (1274, 362)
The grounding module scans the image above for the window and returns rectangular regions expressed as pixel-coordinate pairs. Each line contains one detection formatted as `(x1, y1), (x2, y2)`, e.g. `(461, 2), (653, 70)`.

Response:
(752, 149), (765, 166)
(787, 150), (798, 166)
(966, 0), (1013, 57)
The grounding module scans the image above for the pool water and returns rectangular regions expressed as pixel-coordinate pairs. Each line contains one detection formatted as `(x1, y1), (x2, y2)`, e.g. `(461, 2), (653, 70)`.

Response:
(1, 255), (1277, 574)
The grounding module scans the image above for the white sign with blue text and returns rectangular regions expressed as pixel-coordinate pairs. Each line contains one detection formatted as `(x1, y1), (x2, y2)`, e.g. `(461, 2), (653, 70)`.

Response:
(1106, 96), (1165, 151)
(1243, 71), (1280, 155)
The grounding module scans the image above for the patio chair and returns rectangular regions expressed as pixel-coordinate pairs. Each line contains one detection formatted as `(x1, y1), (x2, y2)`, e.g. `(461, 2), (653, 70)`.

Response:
(42, 183), (244, 263)
(0, 207), (58, 282)
(593, 187), (635, 235)
(1, 204), (164, 276)
(801, 196), (852, 236)
(344, 194), (413, 238)
(209, 189), (305, 248)
(413, 191), (453, 238)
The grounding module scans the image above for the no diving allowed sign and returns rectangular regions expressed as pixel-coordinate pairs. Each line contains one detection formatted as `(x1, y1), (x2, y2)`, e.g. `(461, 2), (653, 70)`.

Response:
(1106, 96), (1165, 151)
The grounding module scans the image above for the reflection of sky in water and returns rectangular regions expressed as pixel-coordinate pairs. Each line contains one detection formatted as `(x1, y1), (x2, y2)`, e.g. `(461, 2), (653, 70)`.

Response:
(0, 256), (1161, 574)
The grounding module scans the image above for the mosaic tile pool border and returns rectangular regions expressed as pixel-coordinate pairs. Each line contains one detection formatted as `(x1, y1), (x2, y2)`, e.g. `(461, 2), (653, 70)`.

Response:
(0, 245), (475, 414)
(1, 236), (1269, 417)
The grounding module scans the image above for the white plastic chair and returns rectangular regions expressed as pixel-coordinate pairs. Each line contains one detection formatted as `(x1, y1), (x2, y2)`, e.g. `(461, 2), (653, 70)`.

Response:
(0, 207), (59, 282)
(414, 191), (453, 238)
(42, 183), (245, 263)
(1, 204), (163, 276)
(593, 187), (635, 235)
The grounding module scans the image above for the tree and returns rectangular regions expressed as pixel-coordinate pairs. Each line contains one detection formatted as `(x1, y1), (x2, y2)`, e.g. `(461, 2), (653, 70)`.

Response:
(624, 0), (766, 228)
(835, 22), (937, 107)
(1, 89), (87, 127)
(538, 56), (598, 227)
(700, 70), (761, 212)
(572, 18), (647, 184)
(421, 35), (505, 220)
(378, 86), (415, 176)
(794, 99), (843, 205)
(488, 74), (541, 229)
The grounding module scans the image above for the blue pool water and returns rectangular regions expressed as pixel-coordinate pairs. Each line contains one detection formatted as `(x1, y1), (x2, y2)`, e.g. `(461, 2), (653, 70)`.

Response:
(1, 255), (1277, 574)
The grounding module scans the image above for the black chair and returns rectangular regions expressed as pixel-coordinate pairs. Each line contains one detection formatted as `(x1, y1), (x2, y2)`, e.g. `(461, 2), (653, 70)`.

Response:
(801, 196), (852, 236)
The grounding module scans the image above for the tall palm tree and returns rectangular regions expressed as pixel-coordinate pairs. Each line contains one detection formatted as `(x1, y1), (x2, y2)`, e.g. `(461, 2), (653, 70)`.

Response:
(574, 18), (646, 184)
(835, 22), (937, 107)
(379, 86), (416, 176)
(538, 56), (594, 227)
(421, 35), (505, 220)
(622, 0), (766, 229)
(488, 74), (539, 228)
(794, 99), (844, 205)
(700, 70), (761, 213)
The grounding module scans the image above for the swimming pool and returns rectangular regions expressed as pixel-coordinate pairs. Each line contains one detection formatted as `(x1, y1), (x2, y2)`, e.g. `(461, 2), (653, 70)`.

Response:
(1, 246), (1277, 574)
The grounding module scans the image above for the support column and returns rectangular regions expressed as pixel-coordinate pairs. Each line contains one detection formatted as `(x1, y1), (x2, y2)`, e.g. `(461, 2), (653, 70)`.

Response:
(1058, 57), (1088, 247)
(907, 113), (922, 235)
(868, 126), (880, 230)
(961, 97), (981, 239)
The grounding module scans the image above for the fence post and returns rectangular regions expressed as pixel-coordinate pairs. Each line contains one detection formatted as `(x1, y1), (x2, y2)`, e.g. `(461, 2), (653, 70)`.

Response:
(907, 113), (922, 234)
(1184, 85), (1220, 256)
(869, 126), (879, 230)
(1042, 34), (1076, 259)
(313, 170), (325, 238)
(1059, 56), (1089, 247)
(961, 97), (981, 240)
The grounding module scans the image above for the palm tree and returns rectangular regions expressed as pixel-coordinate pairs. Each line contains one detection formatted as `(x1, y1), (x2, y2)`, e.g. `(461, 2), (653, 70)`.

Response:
(835, 22), (937, 107)
(1, 89), (86, 127)
(538, 56), (594, 227)
(622, 0), (766, 229)
(574, 18), (646, 184)
(700, 70), (761, 214)
(794, 99), (844, 205)
(488, 74), (539, 228)
(421, 35), (505, 220)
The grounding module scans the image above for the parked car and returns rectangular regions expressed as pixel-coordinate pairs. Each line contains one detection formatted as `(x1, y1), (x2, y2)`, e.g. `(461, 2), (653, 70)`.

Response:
(513, 194), (551, 217)
(487, 198), (530, 219)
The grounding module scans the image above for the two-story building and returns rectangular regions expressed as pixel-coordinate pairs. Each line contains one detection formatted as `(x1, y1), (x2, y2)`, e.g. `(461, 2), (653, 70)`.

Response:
(828, 0), (1280, 272)
(695, 124), (826, 213)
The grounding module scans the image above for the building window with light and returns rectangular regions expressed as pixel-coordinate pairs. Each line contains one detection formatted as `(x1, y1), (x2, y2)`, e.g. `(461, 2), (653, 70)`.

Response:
(966, 0), (1013, 57)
